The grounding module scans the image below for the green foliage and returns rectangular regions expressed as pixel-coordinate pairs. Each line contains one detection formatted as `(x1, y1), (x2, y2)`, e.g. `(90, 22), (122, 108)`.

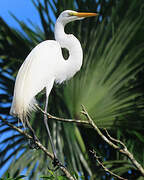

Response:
(0, 173), (25, 180)
(0, 0), (144, 179)
(40, 170), (85, 180)
(40, 169), (68, 180)
(64, 1), (144, 128)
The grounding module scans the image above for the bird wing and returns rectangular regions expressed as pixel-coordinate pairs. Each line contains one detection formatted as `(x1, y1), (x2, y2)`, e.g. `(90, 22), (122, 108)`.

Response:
(10, 40), (62, 120)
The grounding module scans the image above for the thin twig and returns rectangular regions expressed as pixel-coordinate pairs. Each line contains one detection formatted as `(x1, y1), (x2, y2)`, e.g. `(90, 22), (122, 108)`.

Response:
(35, 104), (89, 125)
(81, 105), (144, 177)
(104, 129), (144, 176)
(1, 105), (144, 178)
(104, 128), (126, 149)
(0, 116), (76, 180)
(81, 105), (119, 150)
(90, 150), (128, 180)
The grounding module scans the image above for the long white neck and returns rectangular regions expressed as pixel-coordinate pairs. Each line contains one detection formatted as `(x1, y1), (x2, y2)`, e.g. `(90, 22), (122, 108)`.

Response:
(54, 20), (83, 83)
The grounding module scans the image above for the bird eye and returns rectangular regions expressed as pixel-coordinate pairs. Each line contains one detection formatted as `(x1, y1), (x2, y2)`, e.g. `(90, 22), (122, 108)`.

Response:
(63, 13), (71, 17)
(68, 12), (73, 16)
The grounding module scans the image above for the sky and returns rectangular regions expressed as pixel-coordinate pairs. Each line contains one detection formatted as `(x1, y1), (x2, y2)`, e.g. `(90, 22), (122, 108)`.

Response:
(0, 0), (42, 30)
(0, 0), (42, 177)
(0, 0), (100, 178)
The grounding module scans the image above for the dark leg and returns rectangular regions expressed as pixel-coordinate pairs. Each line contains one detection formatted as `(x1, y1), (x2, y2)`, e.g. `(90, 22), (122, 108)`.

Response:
(26, 118), (39, 149)
(44, 95), (65, 168)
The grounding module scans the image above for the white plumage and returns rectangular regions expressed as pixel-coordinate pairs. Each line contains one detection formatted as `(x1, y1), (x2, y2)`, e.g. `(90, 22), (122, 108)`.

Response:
(10, 10), (97, 125)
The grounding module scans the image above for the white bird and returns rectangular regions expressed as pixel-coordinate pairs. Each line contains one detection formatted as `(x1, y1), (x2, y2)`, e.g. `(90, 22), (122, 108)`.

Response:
(10, 10), (98, 163)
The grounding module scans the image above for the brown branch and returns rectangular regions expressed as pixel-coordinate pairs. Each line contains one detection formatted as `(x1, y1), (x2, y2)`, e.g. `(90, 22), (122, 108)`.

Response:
(81, 105), (119, 150)
(0, 116), (76, 180)
(1, 105), (144, 178)
(90, 150), (128, 180)
(104, 128), (126, 149)
(104, 128), (144, 176)
(35, 104), (89, 125)
(81, 105), (144, 177)
(37, 104), (144, 177)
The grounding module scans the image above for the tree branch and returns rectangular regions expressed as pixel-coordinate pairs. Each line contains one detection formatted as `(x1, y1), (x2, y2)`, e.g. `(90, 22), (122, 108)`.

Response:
(0, 116), (76, 180)
(35, 104), (89, 125)
(1, 104), (144, 178)
(90, 150), (128, 180)
(81, 105), (144, 177)
(37, 104), (144, 177)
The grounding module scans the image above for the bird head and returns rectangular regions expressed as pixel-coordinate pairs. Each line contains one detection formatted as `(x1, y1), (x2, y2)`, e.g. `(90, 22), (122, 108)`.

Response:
(57, 10), (98, 25)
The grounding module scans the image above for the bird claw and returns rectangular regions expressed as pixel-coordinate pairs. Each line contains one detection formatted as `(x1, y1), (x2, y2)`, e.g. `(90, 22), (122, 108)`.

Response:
(48, 157), (65, 171)
(53, 157), (63, 167)
(28, 136), (40, 150)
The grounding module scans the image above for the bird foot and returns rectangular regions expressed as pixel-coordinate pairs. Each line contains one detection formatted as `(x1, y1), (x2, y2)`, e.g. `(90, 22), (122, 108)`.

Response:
(48, 157), (65, 171)
(28, 135), (40, 150)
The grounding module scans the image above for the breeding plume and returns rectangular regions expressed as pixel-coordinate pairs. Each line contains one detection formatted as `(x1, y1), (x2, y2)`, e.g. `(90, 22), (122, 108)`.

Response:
(10, 10), (98, 162)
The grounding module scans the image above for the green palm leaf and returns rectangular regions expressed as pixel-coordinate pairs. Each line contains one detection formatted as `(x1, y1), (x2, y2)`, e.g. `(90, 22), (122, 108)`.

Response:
(64, 2), (144, 129)
(0, 0), (144, 179)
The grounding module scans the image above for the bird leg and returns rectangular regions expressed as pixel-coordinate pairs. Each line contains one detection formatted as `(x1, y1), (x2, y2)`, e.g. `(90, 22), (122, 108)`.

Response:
(44, 95), (64, 169)
(26, 119), (39, 149)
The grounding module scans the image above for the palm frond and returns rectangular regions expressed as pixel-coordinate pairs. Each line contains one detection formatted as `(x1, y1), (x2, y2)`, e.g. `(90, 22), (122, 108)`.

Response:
(0, 0), (144, 179)
(64, 1), (144, 129)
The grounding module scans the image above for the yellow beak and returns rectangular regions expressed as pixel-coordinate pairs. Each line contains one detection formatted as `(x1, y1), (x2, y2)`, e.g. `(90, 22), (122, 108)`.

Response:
(70, 12), (98, 17)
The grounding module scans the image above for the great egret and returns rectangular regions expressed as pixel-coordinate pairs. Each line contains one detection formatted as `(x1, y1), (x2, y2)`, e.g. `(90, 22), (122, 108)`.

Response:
(10, 10), (98, 165)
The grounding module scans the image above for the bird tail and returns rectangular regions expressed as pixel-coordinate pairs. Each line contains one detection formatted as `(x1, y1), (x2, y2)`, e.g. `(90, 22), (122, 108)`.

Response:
(10, 95), (37, 127)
